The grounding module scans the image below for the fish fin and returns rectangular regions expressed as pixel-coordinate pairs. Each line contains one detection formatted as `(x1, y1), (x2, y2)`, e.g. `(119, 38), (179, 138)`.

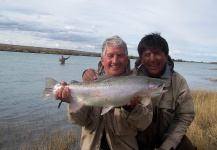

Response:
(93, 75), (114, 83)
(101, 106), (113, 115)
(43, 77), (59, 100)
(70, 80), (79, 84)
(69, 100), (84, 113)
(141, 97), (151, 106)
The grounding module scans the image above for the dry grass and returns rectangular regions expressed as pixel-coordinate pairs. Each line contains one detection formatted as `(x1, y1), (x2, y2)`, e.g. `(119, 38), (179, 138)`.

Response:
(26, 130), (78, 150)
(0, 126), (79, 150)
(187, 90), (217, 150)
(1, 90), (217, 150)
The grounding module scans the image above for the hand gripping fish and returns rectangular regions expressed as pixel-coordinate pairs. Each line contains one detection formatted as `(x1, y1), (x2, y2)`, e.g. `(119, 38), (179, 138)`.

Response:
(44, 75), (167, 115)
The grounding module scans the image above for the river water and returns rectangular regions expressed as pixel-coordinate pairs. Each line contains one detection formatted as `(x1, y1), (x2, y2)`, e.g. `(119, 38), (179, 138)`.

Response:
(0, 51), (216, 149)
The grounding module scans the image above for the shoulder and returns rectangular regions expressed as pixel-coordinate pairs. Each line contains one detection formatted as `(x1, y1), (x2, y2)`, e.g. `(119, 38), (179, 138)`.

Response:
(129, 67), (139, 75)
(170, 70), (191, 94)
(171, 70), (187, 83)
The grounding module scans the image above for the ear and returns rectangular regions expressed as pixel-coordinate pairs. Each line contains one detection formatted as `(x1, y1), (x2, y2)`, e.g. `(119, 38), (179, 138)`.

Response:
(125, 58), (131, 73)
(101, 57), (105, 66)
(166, 54), (168, 62)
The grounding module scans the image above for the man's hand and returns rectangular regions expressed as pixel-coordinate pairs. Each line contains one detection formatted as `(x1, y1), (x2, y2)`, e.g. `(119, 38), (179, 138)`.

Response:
(54, 81), (71, 103)
(126, 96), (142, 106)
(82, 69), (97, 82)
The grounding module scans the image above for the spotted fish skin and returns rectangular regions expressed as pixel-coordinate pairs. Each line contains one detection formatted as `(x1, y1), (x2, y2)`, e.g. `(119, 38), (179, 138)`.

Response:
(44, 76), (166, 115)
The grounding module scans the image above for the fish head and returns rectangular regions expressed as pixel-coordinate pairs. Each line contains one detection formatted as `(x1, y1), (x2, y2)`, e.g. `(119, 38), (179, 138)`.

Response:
(148, 78), (167, 97)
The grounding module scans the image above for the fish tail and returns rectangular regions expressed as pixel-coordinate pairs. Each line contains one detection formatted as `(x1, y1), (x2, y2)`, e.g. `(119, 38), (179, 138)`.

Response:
(43, 77), (59, 100)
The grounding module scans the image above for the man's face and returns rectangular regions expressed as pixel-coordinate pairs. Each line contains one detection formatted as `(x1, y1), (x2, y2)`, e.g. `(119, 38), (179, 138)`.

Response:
(141, 48), (168, 78)
(101, 45), (128, 77)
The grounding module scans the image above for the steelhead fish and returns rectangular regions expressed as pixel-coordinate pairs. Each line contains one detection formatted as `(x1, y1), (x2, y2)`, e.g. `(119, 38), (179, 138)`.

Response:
(44, 76), (166, 115)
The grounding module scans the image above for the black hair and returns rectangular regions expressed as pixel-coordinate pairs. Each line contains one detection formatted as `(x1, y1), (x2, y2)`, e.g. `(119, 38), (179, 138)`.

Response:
(137, 32), (169, 57)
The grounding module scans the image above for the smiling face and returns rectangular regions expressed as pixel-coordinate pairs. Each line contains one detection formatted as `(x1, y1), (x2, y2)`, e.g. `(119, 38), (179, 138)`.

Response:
(141, 48), (168, 78)
(101, 45), (128, 77)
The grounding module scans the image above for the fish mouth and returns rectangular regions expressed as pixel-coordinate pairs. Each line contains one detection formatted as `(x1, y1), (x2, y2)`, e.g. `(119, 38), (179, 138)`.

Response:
(159, 83), (165, 92)
(149, 78), (166, 92)
(157, 82), (168, 94)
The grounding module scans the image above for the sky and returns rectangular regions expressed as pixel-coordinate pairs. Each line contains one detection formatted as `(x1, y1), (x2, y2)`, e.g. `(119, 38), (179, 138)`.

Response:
(0, 0), (217, 62)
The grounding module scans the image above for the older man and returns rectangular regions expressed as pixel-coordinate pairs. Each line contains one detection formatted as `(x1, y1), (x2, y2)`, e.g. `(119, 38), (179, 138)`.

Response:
(54, 35), (152, 150)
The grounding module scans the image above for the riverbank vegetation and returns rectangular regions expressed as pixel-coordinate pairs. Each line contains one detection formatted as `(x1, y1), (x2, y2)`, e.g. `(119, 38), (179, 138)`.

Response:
(187, 90), (217, 150)
(0, 90), (217, 150)
(0, 127), (79, 150)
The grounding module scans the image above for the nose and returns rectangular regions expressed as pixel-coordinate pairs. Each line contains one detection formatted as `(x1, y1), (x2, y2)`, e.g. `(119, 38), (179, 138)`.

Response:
(112, 55), (119, 63)
(149, 53), (156, 62)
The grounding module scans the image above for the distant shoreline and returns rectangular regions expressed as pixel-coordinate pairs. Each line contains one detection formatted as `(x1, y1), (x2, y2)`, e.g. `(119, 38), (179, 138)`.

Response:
(0, 43), (139, 59)
(0, 43), (101, 57)
(1, 43), (217, 63)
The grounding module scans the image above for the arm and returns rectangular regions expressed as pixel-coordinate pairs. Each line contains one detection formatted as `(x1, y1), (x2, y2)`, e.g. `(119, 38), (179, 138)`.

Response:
(54, 82), (94, 126)
(54, 70), (97, 126)
(121, 97), (153, 131)
(160, 76), (195, 150)
(108, 102), (152, 137)
(67, 105), (94, 126)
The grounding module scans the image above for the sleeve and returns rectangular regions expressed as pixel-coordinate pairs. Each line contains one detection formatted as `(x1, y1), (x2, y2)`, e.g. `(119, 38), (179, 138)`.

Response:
(67, 104), (93, 126)
(122, 103), (153, 131)
(160, 76), (195, 150)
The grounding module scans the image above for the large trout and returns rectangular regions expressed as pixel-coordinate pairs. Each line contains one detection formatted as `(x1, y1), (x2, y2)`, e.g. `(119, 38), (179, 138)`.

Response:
(44, 75), (166, 115)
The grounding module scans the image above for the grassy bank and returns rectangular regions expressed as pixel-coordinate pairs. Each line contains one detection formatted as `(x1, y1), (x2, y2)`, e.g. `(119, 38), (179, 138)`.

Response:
(0, 90), (216, 150)
(0, 127), (79, 150)
(187, 90), (217, 149)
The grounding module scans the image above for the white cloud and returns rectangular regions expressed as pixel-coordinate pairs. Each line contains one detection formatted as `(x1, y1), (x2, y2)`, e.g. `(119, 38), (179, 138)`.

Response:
(170, 50), (182, 55)
(0, 0), (217, 62)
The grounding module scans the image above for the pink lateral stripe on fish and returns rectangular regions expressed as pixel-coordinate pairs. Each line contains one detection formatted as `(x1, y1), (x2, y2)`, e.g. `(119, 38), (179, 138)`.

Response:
(43, 76), (167, 115)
